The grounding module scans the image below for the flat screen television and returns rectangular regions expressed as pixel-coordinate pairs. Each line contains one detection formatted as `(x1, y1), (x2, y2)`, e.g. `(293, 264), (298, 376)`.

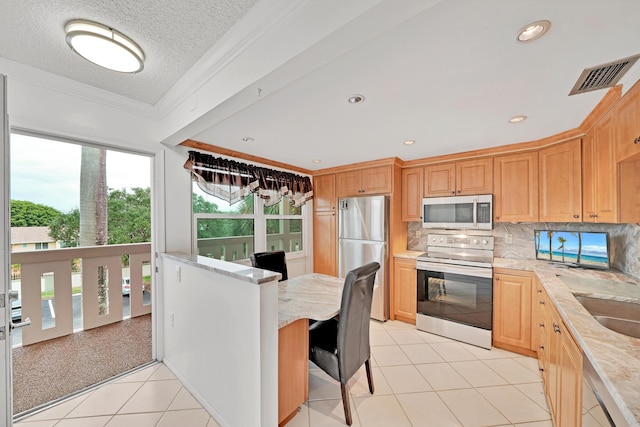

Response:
(534, 230), (610, 270)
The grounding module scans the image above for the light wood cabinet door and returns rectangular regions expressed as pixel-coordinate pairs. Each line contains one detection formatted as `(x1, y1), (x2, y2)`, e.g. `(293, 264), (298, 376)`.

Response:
(493, 272), (532, 350)
(614, 79), (640, 162)
(313, 174), (335, 211)
(456, 158), (493, 195)
(335, 170), (362, 198)
(278, 318), (308, 424)
(335, 166), (392, 197)
(545, 297), (561, 422)
(539, 139), (582, 222)
(313, 210), (336, 276)
(401, 167), (423, 222)
(558, 323), (583, 427)
(361, 165), (392, 194)
(393, 258), (416, 323)
(494, 152), (539, 222)
(583, 110), (618, 223)
(424, 163), (455, 196)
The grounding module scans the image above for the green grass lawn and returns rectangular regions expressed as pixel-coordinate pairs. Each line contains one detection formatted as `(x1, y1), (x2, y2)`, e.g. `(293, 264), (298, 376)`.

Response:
(40, 287), (82, 300)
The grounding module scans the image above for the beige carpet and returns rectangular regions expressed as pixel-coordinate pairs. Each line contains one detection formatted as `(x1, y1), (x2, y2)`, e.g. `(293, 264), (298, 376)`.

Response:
(12, 314), (152, 415)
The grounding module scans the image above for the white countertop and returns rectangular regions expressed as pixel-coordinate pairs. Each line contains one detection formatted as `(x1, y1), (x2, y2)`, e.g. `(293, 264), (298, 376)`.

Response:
(277, 273), (344, 328)
(161, 252), (281, 284)
(494, 258), (640, 426)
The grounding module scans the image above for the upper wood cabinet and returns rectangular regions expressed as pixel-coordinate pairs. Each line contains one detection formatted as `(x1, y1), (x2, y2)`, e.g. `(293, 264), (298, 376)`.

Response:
(539, 139), (582, 222)
(494, 152), (539, 222)
(614, 79), (640, 162)
(583, 110), (618, 223)
(335, 165), (392, 198)
(313, 174), (336, 211)
(401, 167), (423, 222)
(423, 158), (493, 197)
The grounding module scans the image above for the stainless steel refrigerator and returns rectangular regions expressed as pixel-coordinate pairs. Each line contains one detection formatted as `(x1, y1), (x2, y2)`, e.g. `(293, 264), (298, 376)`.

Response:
(338, 195), (389, 321)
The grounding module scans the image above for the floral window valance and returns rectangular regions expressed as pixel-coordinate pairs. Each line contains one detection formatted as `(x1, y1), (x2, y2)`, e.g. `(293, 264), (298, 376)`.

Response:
(184, 151), (313, 207)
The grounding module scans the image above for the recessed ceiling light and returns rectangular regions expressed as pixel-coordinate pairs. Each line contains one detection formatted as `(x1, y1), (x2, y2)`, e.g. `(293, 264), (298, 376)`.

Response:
(242, 137), (254, 142)
(347, 94), (365, 104)
(509, 115), (527, 123)
(403, 140), (416, 145)
(65, 20), (144, 73)
(312, 160), (321, 164)
(517, 20), (551, 43)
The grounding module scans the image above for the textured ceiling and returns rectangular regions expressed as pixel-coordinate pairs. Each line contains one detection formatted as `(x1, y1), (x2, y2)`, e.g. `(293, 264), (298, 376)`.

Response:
(0, 0), (258, 105)
(2, 0), (640, 170)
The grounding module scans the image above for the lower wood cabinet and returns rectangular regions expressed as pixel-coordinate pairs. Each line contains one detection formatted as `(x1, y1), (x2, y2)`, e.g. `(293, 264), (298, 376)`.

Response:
(537, 285), (583, 426)
(393, 257), (416, 323)
(492, 268), (536, 356)
(313, 210), (336, 276)
(278, 319), (308, 425)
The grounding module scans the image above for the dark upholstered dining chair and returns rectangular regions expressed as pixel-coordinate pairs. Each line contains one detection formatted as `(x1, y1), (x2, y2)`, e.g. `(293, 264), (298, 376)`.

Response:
(308, 261), (380, 426)
(249, 250), (288, 282)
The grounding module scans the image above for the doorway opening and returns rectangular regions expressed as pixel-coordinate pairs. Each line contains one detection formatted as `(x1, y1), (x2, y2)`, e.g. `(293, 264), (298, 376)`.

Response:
(9, 133), (154, 416)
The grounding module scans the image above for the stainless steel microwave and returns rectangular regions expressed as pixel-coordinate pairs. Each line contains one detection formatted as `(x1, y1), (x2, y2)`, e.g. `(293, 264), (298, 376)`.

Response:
(422, 194), (493, 230)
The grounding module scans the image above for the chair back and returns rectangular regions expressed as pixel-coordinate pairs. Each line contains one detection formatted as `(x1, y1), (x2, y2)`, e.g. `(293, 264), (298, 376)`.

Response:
(249, 250), (288, 281)
(336, 261), (380, 382)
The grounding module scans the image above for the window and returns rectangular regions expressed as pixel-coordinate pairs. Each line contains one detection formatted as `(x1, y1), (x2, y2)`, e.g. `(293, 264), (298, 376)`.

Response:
(35, 242), (49, 250)
(22, 243), (28, 248)
(193, 183), (306, 260)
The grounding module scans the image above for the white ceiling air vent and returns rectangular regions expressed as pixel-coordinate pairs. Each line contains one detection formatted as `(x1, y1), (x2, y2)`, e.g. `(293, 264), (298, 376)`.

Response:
(569, 54), (640, 96)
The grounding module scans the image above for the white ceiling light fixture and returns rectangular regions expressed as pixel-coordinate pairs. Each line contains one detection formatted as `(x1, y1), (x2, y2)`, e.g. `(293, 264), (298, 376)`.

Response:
(517, 20), (551, 43)
(403, 140), (416, 145)
(347, 94), (365, 104)
(312, 159), (322, 164)
(509, 115), (527, 123)
(65, 20), (145, 73)
(242, 137), (255, 142)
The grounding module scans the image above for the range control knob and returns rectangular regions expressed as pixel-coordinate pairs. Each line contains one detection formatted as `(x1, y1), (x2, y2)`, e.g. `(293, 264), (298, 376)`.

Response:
(482, 239), (489, 245)
(473, 239), (479, 244)
(440, 238), (445, 242)
(431, 237), (437, 242)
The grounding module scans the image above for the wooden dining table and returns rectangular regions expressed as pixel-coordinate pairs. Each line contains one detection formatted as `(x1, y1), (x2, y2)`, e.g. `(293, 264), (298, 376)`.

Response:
(277, 273), (344, 426)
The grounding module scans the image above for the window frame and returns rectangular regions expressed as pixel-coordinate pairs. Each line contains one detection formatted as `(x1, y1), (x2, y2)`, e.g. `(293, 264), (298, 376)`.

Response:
(192, 193), (309, 261)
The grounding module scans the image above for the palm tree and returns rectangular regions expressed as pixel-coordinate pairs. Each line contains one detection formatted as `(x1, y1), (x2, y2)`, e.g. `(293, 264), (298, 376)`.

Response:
(79, 146), (108, 315)
(547, 231), (554, 260)
(557, 236), (567, 262)
(570, 231), (582, 264)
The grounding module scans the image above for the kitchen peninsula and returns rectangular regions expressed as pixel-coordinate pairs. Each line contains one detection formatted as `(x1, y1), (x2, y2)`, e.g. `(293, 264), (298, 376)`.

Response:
(160, 253), (344, 427)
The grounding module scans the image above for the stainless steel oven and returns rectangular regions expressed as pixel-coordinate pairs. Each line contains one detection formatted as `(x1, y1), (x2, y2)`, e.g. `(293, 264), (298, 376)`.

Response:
(416, 234), (494, 349)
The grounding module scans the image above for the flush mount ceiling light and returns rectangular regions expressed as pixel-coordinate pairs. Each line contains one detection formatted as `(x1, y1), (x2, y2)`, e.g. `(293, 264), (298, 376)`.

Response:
(347, 94), (365, 104)
(509, 115), (527, 123)
(403, 140), (416, 145)
(312, 159), (322, 164)
(65, 20), (145, 73)
(242, 137), (255, 142)
(517, 20), (551, 43)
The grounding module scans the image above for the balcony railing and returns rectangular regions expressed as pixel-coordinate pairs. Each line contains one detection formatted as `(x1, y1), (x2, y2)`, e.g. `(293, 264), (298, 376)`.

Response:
(196, 233), (302, 260)
(11, 243), (151, 346)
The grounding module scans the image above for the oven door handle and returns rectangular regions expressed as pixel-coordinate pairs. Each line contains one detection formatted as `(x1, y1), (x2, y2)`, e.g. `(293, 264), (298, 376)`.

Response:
(417, 261), (493, 279)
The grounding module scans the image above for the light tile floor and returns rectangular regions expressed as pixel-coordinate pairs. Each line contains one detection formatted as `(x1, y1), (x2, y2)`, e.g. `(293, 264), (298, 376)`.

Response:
(16, 320), (552, 427)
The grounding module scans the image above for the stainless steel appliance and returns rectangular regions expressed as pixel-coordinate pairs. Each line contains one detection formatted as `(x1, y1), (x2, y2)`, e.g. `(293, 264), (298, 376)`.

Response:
(422, 194), (492, 230)
(416, 233), (494, 349)
(338, 195), (388, 321)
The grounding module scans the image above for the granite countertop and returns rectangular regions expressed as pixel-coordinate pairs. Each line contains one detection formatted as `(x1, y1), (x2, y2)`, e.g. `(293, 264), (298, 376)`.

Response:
(161, 252), (281, 285)
(394, 250), (426, 259)
(494, 258), (640, 426)
(278, 273), (344, 328)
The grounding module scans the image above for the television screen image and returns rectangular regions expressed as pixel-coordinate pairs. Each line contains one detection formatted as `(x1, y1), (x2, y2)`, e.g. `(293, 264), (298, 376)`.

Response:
(534, 230), (610, 269)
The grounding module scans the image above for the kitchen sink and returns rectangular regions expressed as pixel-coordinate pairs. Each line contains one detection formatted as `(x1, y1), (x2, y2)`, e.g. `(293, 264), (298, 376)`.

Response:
(574, 295), (640, 339)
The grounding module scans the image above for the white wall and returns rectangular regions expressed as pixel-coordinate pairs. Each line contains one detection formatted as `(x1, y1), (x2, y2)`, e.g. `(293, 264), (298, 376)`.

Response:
(161, 255), (278, 427)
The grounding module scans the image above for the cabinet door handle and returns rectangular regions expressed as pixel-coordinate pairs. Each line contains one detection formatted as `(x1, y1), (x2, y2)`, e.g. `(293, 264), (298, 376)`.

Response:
(634, 136), (640, 144)
(537, 289), (542, 293)
(539, 323), (544, 327)
(451, 191), (455, 195)
(495, 277), (500, 281)
(553, 323), (561, 333)
(539, 345), (544, 349)
(573, 214), (579, 219)
(495, 216), (500, 220)
(540, 301), (545, 305)
(457, 190), (461, 193)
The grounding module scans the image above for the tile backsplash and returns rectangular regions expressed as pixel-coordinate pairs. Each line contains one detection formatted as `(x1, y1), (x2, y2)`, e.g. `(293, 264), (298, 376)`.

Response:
(407, 222), (640, 280)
